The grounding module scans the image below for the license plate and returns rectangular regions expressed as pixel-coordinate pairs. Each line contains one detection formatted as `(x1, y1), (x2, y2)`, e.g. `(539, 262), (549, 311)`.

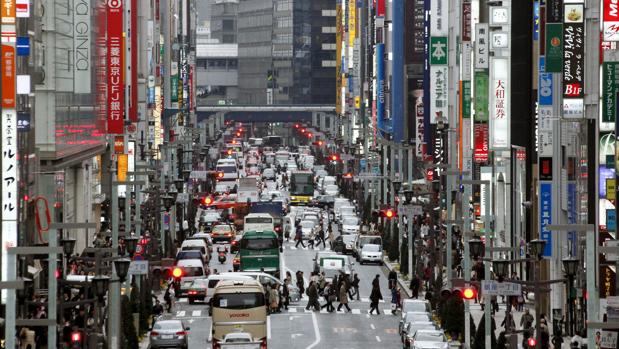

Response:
(161, 335), (173, 339)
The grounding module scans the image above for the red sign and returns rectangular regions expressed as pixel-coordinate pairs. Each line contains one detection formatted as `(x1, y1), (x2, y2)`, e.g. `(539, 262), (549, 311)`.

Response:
(425, 168), (434, 181)
(376, 0), (385, 17)
(107, 0), (123, 134)
(462, 2), (472, 42)
(114, 135), (124, 154)
(1, 45), (15, 108)
(604, 0), (619, 21)
(473, 123), (488, 163)
(129, 0), (138, 122)
(516, 149), (526, 161)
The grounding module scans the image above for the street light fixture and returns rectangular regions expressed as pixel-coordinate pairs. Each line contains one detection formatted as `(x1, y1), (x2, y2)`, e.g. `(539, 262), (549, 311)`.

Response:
(492, 259), (509, 281)
(118, 197), (126, 211)
(469, 237), (484, 258)
(113, 258), (131, 283)
(92, 275), (110, 300)
(182, 170), (191, 182)
(124, 236), (139, 257)
(562, 258), (579, 277)
(403, 189), (414, 204)
(562, 257), (579, 337)
(174, 178), (184, 193)
(529, 239), (547, 260)
(161, 195), (174, 211)
(60, 238), (76, 257)
(392, 180), (402, 194)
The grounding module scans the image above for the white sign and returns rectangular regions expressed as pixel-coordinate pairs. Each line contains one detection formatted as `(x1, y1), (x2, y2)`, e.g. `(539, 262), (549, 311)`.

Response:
(2, 109), (18, 221)
(176, 192), (190, 203)
(430, 0), (448, 35)
(190, 170), (208, 180)
(15, 0), (29, 17)
(563, 98), (584, 118)
(462, 43), (473, 81)
(73, 0), (91, 93)
(430, 66), (448, 124)
(475, 24), (489, 69)
(414, 94), (425, 157)
(490, 58), (510, 149)
(604, 0), (619, 41)
(604, 240), (619, 261)
(128, 260), (149, 275)
(481, 280), (522, 296)
(601, 331), (618, 349)
(411, 205), (423, 216)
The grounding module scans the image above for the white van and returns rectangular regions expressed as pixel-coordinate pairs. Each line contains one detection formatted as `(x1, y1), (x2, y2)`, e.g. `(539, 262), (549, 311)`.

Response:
(216, 163), (239, 181)
(180, 239), (209, 264)
(205, 274), (254, 304)
(175, 259), (208, 297)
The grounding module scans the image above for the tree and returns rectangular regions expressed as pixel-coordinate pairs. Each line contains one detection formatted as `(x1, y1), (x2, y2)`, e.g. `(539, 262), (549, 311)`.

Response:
(473, 315), (497, 349)
(121, 295), (139, 349)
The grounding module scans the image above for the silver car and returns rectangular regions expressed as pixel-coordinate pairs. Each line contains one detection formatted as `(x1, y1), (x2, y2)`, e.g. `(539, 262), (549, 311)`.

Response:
(149, 320), (189, 349)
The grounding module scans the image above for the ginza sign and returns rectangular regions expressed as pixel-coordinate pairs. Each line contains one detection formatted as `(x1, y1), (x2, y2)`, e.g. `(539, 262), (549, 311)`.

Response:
(604, 0), (619, 41)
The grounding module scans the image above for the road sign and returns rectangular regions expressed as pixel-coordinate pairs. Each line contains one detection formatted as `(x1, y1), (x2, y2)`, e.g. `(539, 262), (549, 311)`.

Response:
(128, 260), (149, 275)
(430, 37), (448, 65)
(481, 280), (521, 296)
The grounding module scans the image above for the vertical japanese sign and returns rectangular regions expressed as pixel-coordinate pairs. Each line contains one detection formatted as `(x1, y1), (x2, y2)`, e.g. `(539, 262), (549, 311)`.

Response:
(1, 45), (15, 108)
(475, 24), (489, 69)
(603, 62), (619, 123)
(171, 61), (179, 103)
(430, 0), (448, 35)
(1, 0), (15, 23)
(107, 0), (124, 134)
(376, 43), (385, 134)
(563, 3), (584, 119)
(490, 58), (510, 149)
(335, 4), (342, 115)
(430, 67), (448, 125)
(474, 123), (489, 163)
(462, 1), (472, 42)
(129, 0), (138, 121)
(348, 0), (355, 47)
(604, 0), (619, 41)
(415, 91), (425, 157)
(474, 71), (489, 122)
(545, 23), (563, 73)
(376, 0), (385, 18)
(462, 81), (471, 118)
(539, 182), (553, 257)
(547, 0), (563, 23)
(1, 106), (18, 302)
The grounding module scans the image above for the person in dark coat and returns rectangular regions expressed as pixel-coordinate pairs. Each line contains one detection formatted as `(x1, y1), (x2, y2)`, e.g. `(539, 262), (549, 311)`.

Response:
(337, 283), (351, 312)
(305, 281), (320, 311)
(369, 284), (383, 315)
(388, 270), (397, 289)
(410, 275), (421, 299)
(372, 274), (380, 289)
(295, 225), (306, 248)
(351, 274), (361, 301)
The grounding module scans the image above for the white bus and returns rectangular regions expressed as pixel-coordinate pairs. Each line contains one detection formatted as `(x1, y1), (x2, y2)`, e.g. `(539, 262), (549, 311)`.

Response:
(243, 213), (275, 233)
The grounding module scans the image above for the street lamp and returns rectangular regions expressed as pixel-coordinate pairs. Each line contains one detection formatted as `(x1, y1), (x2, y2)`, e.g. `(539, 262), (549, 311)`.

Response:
(392, 180), (402, 194)
(563, 257), (580, 337)
(493, 259), (509, 281)
(469, 237), (484, 258)
(92, 275), (110, 301)
(60, 238), (76, 257)
(403, 189), (414, 204)
(174, 178), (184, 193)
(118, 196), (126, 211)
(182, 169), (191, 182)
(161, 195), (174, 211)
(124, 236), (139, 257)
(113, 258), (131, 283)
(529, 239), (546, 260)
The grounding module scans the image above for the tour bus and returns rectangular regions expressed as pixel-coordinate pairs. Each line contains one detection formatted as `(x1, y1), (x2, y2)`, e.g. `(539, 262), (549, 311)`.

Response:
(243, 213), (275, 232)
(211, 279), (268, 349)
(289, 171), (314, 205)
(239, 230), (281, 275)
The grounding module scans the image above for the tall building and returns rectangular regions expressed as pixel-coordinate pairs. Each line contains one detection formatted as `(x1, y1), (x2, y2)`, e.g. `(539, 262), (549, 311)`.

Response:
(308, 0), (336, 105)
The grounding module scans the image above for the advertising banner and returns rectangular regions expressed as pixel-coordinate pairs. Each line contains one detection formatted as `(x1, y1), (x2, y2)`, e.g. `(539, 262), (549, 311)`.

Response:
(348, 0), (355, 47)
(603, 62), (619, 122)
(547, 0), (563, 23)
(1, 45), (15, 108)
(117, 154), (128, 182)
(430, 0), (448, 35)
(539, 57), (553, 106)
(475, 24), (489, 69)
(563, 14), (584, 99)
(376, 43), (385, 134)
(490, 58), (510, 149)
(415, 92), (425, 157)
(376, 0), (385, 17)
(539, 182), (553, 257)
(2, 109), (17, 221)
(107, 0), (123, 134)
(430, 37), (448, 65)
(474, 123), (489, 163)
(1, 0), (15, 23)
(430, 66), (448, 124)
(474, 71), (489, 122)
(462, 2), (472, 42)
(545, 23), (563, 73)
(336, 4), (342, 115)
(604, 0), (619, 41)
(73, 0), (91, 93)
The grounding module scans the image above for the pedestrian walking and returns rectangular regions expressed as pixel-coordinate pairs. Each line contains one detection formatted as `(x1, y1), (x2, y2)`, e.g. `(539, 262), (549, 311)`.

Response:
(282, 279), (290, 310)
(321, 283), (336, 312)
(372, 274), (380, 289)
(351, 273), (360, 301)
(337, 283), (351, 312)
(308, 229), (315, 249)
(520, 308), (534, 330)
(409, 274), (420, 299)
(388, 270), (397, 289)
(269, 284), (280, 314)
(315, 224), (326, 248)
(295, 225), (306, 248)
(305, 281), (320, 311)
(327, 227), (335, 250)
(369, 284), (383, 315)
(390, 287), (402, 315)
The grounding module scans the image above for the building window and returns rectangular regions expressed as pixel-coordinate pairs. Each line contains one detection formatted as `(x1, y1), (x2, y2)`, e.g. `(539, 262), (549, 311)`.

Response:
(321, 9), (336, 17)
(222, 19), (234, 31)
(321, 60), (336, 67)
(222, 34), (235, 43)
(321, 26), (336, 34)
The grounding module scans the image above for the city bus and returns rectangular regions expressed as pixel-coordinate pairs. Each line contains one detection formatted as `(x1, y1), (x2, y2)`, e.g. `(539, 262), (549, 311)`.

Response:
(239, 230), (280, 275)
(211, 279), (268, 349)
(263, 135), (282, 148)
(289, 171), (314, 205)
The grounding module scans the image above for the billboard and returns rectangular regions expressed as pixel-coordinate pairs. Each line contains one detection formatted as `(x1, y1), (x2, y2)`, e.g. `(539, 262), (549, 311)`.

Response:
(73, 0), (91, 93)
(376, 43), (385, 134)
(604, 0), (619, 41)
(538, 57), (553, 106)
(563, 15), (584, 99)
(107, 0), (124, 134)
(430, 66), (448, 124)
(545, 23), (563, 73)
(490, 58), (510, 149)
(474, 123), (489, 163)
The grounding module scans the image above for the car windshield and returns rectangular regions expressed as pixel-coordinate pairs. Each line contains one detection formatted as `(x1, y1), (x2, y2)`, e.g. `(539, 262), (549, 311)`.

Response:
(240, 238), (278, 250)
(226, 337), (251, 343)
(177, 251), (202, 259)
(403, 301), (428, 313)
(153, 321), (183, 331)
(406, 312), (431, 322)
(301, 221), (314, 229)
(212, 225), (232, 233)
(363, 244), (381, 252)
(181, 266), (204, 277)
(325, 184), (338, 190)
(342, 235), (356, 244)
(343, 217), (359, 226)
(415, 332), (446, 342)
(217, 166), (237, 173)
(191, 279), (208, 288)
(212, 292), (266, 309)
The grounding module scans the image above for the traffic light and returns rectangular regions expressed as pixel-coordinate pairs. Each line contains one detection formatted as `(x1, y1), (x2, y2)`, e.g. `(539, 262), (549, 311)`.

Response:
(202, 196), (213, 206)
(172, 267), (183, 279)
(380, 208), (396, 219)
(71, 331), (82, 348)
(329, 154), (340, 162)
(462, 287), (476, 300)
(306, 132), (313, 138)
(527, 337), (537, 348)
(441, 287), (477, 300)
(294, 124), (300, 129)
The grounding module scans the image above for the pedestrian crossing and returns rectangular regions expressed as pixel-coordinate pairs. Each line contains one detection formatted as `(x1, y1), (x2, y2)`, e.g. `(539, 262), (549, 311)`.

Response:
(170, 307), (393, 319)
(176, 297), (383, 304)
(285, 244), (331, 251)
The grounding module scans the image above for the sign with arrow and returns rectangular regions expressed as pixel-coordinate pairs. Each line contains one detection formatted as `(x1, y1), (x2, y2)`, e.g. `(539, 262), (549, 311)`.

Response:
(430, 37), (448, 65)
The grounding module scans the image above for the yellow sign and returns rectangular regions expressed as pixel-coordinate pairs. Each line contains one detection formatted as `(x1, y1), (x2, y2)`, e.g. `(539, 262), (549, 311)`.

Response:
(354, 96), (360, 109)
(117, 154), (128, 182)
(608, 178), (616, 201)
(348, 0), (356, 47)
(335, 4), (342, 116)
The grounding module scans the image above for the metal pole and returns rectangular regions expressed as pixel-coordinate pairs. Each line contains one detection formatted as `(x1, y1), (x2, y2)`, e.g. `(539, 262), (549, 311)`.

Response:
(160, 153), (166, 256)
(446, 173), (453, 288)
(535, 260), (541, 349)
(109, 177), (120, 349)
(484, 181), (491, 349)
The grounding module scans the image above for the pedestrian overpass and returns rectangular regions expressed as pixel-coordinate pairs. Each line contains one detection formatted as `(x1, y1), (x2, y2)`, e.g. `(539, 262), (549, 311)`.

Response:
(196, 105), (335, 123)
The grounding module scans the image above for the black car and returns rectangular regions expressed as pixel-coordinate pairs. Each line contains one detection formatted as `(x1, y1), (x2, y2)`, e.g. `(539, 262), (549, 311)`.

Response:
(333, 234), (357, 255)
(311, 195), (335, 208)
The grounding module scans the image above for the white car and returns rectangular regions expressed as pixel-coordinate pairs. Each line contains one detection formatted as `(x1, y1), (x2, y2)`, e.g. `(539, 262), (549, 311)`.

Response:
(409, 330), (448, 349)
(340, 216), (360, 234)
(360, 244), (383, 265)
(299, 220), (316, 239)
(323, 184), (339, 196)
(262, 168), (276, 180)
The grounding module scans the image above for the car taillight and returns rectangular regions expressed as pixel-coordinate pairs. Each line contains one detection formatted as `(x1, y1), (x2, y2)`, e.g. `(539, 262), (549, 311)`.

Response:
(261, 338), (268, 349)
(176, 331), (188, 336)
(275, 226), (282, 232)
(225, 233), (231, 237)
(188, 291), (197, 295)
(233, 259), (240, 265)
(232, 240), (238, 245)
(150, 331), (159, 336)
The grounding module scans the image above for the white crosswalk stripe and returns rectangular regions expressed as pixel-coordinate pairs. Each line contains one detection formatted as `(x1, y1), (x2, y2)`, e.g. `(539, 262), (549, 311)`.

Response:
(192, 310), (201, 317)
(176, 310), (186, 317)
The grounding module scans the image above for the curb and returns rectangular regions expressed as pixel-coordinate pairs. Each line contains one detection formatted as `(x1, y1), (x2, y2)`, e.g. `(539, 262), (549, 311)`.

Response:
(381, 259), (413, 298)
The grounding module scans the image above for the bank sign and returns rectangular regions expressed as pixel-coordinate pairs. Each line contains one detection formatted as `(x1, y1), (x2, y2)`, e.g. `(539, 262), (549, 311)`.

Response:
(604, 0), (619, 41)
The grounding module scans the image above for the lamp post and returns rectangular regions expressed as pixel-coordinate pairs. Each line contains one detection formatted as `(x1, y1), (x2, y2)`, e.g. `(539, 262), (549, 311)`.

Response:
(392, 180), (402, 258)
(529, 239), (546, 349)
(403, 189), (414, 277)
(562, 257), (579, 337)
(493, 258), (513, 344)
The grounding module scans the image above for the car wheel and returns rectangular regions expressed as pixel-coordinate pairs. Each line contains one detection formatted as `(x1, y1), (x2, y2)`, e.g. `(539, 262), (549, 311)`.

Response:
(379, 261), (384, 266)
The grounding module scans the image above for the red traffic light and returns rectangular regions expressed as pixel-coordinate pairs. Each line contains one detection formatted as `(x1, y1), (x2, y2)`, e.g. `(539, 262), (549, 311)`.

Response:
(172, 267), (183, 278)
(527, 337), (536, 348)
(384, 209), (395, 219)
(318, 140), (323, 146)
(294, 124), (300, 129)
(307, 132), (313, 138)
(301, 128), (306, 133)
(217, 172), (224, 178)
(71, 331), (82, 343)
(330, 154), (339, 162)
(462, 287), (476, 300)
(202, 196), (213, 205)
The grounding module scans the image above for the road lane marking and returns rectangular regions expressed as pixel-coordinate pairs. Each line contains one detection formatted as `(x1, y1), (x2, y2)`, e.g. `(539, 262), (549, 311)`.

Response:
(351, 309), (361, 315)
(306, 311), (321, 349)
(288, 308), (297, 313)
(176, 310), (186, 317)
(370, 324), (375, 330)
(267, 316), (271, 339)
(376, 336), (381, 342)
(192, 310), (201, 317)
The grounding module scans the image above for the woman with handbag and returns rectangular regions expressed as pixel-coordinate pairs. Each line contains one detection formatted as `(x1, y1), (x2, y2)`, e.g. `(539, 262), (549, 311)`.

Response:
(268, 284), (280, 314)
